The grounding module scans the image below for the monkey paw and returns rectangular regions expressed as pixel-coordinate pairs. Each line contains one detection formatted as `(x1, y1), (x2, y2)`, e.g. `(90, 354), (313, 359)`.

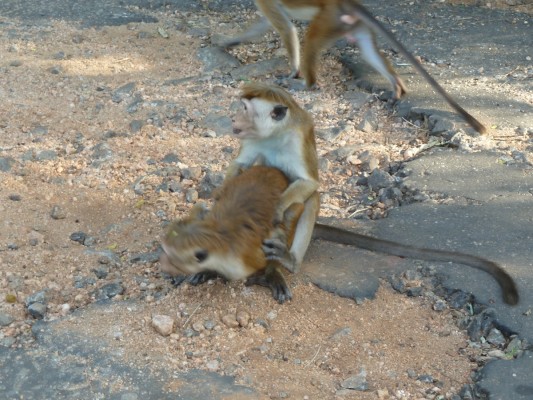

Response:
(262, 239), (297, 273)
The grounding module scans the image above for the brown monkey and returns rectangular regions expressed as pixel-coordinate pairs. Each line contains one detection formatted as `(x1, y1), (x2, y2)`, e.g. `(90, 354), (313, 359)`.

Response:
(161, 83), (517, 305)
(225, 82), (320, 275)
(223, 0), (486, 134)
(160, 165), (304, 303)
(160, 165), (518, 305)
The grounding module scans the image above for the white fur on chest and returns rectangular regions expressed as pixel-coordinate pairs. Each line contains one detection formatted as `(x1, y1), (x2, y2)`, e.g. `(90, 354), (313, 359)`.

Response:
(238, 132), (311, 181)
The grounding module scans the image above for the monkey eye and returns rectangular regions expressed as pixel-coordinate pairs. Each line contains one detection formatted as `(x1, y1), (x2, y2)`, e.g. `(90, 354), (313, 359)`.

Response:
(194, 250), (208, 263)
(271, 105), (288, 121)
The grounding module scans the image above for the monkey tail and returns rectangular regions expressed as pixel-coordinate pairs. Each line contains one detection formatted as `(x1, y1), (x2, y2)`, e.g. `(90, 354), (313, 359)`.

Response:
(313, 223), (518, 305)
(352, 5), (486, 134)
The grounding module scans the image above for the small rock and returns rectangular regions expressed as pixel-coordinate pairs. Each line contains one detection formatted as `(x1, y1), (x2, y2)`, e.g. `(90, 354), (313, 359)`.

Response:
(487, 349), (506, 359)
(0, 313), (15, 326)
(112, 82), (136, 103)
(204, 320), (216, 330)
(28, 302), (47, 319)
(236, 310), (250, 327)
(10, 60), (23, 67)
(358, 110), (379, 132)
(192, 321), (204, 332)
(185, 188), (199, 203)
(0, 157), (16, 172)
(486, 328), (506, 346)
(206, 359), (219, 371)
(406, 369), (417, 379)
(417, 374), (434, 383)
(162, 153), (180, 164)
(377, 388), (390, 399)
(152, 314), (175, 336)
(50, 205), (66, 219)
(93, 282), (125, 300)
(25, 290), (48, 307)
(340, 369), (368, 391)
(505, 337), (522, 357)
(433, 299), (447, 311)
(367, 169), (394, 190)
(222, 314), (239, 328)
(93, 266), (109, 279)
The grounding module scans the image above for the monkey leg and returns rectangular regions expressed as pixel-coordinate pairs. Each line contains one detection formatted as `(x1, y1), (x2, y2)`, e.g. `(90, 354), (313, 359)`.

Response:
(245, 262), (292, 304)
(263, 202), (306, 271)
(266, 193), (319, 273)
(187, 270), (226, 286)
(348, 26), (407, 100)
(274, 178), (319, 225)
(256, 0), (301, 77)
(221, 18), (272, 48)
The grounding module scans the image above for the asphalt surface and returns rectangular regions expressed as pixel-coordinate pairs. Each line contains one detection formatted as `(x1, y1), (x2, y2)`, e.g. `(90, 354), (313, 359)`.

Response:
(1, 0), (532, 398)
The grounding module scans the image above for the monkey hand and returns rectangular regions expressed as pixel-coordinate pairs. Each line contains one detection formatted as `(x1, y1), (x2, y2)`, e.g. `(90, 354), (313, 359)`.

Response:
(262, 238), (298, 273)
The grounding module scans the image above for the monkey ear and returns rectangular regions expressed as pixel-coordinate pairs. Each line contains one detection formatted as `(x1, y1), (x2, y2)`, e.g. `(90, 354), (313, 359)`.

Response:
(271, 105), (288, 121)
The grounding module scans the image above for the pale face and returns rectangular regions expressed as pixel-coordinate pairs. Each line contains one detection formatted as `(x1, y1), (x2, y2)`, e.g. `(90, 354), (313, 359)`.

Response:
(159, 241), (209, 276)
(232, 98), (289, 140)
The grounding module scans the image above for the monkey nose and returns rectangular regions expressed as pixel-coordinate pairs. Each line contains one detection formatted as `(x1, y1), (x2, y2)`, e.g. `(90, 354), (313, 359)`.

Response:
(233, 128), (242, 135)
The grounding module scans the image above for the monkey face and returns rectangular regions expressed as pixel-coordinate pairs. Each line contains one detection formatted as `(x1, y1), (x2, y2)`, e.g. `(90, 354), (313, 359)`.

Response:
(232, 98), (289, 140)
(159, 241), (210, 277)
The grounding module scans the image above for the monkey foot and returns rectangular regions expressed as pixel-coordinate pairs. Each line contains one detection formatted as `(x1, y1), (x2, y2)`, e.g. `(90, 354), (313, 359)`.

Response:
(187, 270), (224, 286)
(245, 267), (292, 304)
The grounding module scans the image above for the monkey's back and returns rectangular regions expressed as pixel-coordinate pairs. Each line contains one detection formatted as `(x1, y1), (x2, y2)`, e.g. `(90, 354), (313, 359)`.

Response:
(211, 166), (290, 269)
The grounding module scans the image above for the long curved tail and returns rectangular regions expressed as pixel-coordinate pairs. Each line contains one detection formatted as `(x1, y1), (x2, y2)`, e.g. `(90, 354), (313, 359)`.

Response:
(313, 223), (518, 305)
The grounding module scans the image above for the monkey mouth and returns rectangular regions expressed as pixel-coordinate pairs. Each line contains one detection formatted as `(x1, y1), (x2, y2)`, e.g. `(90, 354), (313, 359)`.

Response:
(159, 250), (183, 276)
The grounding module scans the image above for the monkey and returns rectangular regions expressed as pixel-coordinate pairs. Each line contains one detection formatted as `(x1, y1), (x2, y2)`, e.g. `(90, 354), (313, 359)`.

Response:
(160, 165), (304, 303)
(159, 164), (519, 305)
(159, 82), (517, 305)
(222, 0), (486, 134)
(225, 82), (320, 275)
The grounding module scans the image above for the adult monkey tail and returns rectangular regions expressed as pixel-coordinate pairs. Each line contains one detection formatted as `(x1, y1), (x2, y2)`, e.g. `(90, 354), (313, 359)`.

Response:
(313, 223), (519, 305)
(340, 2), (487, 134)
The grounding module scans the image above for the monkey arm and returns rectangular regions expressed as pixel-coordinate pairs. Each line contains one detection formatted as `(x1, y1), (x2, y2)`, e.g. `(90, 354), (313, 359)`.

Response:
(276, 178), (318, 223)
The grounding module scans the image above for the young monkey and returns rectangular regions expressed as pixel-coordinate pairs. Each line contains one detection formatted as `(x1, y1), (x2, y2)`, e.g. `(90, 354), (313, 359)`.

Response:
(169, 82), (517, 305)
(223, 0), (486, 134)
(160, 165), (304, 303)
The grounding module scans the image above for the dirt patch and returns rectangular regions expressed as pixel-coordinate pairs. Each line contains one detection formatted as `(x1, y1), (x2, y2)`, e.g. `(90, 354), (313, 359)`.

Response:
(446, 0), (533, 15)
(0, 3), (528, 398)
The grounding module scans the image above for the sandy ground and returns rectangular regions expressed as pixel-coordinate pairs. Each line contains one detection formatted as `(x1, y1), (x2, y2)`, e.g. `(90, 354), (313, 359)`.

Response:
(0, 1), (530, 398)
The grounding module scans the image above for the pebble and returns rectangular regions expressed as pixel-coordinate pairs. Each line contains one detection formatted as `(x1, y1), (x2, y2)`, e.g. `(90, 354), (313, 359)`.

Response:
(340, 368), (368, 391)
(487, 349), (506, 359)
(236, 310), (250, 327)
(486, 328), (506, 346)
(50, 205), (66, 219)
(25, 290), (48, 307)
(0, 313), (15, 327)
(206, 360), (219, 372)
(151, 314), (175, 336)
(0, 157), (16, 172)
(93, 282), (125, 300)
(28, 302), (47, 319)
(221, 314), (239, 328)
